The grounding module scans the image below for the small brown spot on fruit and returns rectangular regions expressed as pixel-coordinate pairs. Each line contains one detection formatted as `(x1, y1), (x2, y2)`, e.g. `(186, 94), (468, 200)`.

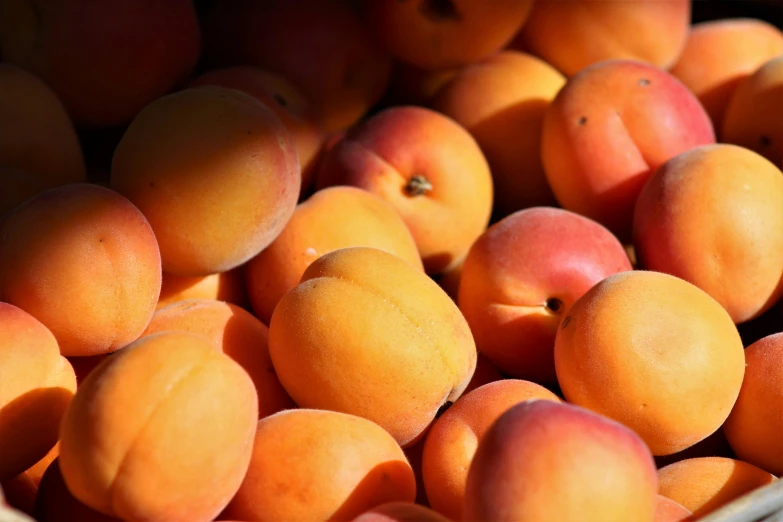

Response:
(405, 175), (433, 196)
(638, 78), (651, 86)
(420, 0), (461, 21)
(760, 135), (772, 147)
(578, 116), (587, 125)
(561, 316), (571, 329)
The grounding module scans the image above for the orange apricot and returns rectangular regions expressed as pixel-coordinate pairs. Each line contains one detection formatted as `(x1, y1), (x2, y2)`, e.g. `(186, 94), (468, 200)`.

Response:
(422, 380), (561, 520)
(722, 55), (783, 169)
(269, 247), (477, 447)
(0, 65), (84, 216)
(0, 184), (161, 356)
(245, 186), (423, 325)
(633, 144), (783, 323)
(669, 19), (783, 129)
(519, 0), (690, 77)
(317, 106), (493, 274)
(58, 331), (258, 521)
(111, 86), (300, 276)
(189, 66), (325, 194)
(432, 51), (565, 217)
(352, 502), (451, 522)
(723, 332), (783, 476)
(220, 409), (416, 522)
(554, 271), (745, 456)
(361, 0), (535, 70)
(658, 457), (776, 519)
(142, 299), (294, 419)
(0, 303), (75, 482)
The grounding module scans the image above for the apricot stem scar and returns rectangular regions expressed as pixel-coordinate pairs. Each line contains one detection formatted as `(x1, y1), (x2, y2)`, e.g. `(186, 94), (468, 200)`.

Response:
(406, 175), (433, 196)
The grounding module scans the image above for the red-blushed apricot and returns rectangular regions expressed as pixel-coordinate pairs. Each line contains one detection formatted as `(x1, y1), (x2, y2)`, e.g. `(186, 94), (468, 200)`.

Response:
(361, 0), (535, 71)
(459, 207), (632, 383)
(385, 62), (460, 106)
(245, 186), (423, 325)
(432, 51), (565, 217)
(658, 457), (776, 519)
(541, 59), (715, 240)
(422, 380), (561, 520)
(157, 267), (247, 311)
(33, 459), (120, 522)
(0, 65), (85, 215)
(1, 443), (59, 515)
(463, 353), (503, 395)
(722, 56), (783, 169)
(110, 86), (300, 277)
(464, 400), (658, 522)
(220, 409), (416, 522)
(0, 304), (75, 482)
(269, 247), (477, 447)
(633, 144), (783, 323)
(654, 495), (691, 522)
(518, 0), (690, 77)
(669, 19), (783, 129)
(555, 271), (745, 456)
(189, 66), (325, 194)
(204, 0), (391, 133)
(723, 333), (783, 475)
(142, 299), (294, 419)
(0, 184), (162, 356)
(317, 106), (493, 274)
(58, 331), (258, 521)
(0, 0), (199, 127)
(351, 502), (451, 522)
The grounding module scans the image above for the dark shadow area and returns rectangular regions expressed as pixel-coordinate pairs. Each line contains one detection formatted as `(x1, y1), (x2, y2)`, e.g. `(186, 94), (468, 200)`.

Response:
(33, 458), (121, 522)
(737, 299), (783, 348)
(655, 427), (735, 469)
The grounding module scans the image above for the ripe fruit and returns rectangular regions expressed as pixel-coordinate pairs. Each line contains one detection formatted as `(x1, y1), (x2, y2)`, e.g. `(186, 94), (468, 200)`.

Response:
(555, 270), (745, 455)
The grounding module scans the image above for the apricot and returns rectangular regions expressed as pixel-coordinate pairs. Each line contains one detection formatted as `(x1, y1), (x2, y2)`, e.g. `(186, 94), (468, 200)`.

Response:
(221, 409), (416, 522)
(157, 267), (247, 311)
(463, 400), (658, 522)
(658, 457), (776, 519)
(189, 66), (325, 194)
(0, 65), (85, 215)
(722, 55), (783, 169)
(432, 51), (565, 217)
(34, 459), (120, 522)
(269, 247), (477, 447)
(634, 144), (783, 323)
(541, 59), (715, 240)
(0, 0), (200, 127)
(422, 380), (561, 520)
(111, 86), (300, 276)
(246, 186), (423, 324)
(554, 270), (745, 456)
(0, 184), (161, 356)
(361, 0), (535, 71)
(142, 299), (294, 419)
(518, 0), (690, 77)
(459, 207), (632, 383)
(317, 106), (493, 274)
(352, 502), (451, 522)
(669, 19), (783, 129)
(58, 331), (258, 521)
(724, 333), (783, 475)
(0, 304), (75, 482)
(204, 0), (391, 133)
(654, 496), (691, 522)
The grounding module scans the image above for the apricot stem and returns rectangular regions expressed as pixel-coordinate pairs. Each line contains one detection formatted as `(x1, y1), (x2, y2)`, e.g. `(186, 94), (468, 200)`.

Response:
(405, 175), (433, 196)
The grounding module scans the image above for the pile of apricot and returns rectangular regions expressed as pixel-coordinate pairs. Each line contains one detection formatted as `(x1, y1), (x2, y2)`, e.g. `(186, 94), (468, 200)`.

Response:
(1, 1), (782, 521)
